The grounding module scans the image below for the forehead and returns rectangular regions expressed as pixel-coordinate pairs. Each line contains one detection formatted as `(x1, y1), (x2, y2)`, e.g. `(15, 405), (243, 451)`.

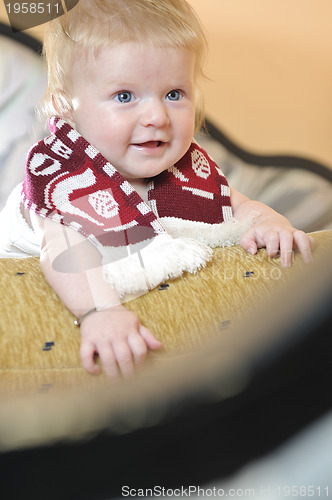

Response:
(71, 42), (197, 87)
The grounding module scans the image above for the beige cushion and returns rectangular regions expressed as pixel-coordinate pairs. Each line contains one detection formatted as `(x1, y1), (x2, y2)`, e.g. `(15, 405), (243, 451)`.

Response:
(0, 230), (331, 397)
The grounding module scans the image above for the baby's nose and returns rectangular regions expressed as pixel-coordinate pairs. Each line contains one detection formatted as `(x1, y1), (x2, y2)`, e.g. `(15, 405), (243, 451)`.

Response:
(140, 99), (170, 128)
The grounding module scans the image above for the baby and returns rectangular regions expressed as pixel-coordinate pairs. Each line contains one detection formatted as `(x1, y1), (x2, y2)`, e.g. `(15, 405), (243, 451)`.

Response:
(0, 0), (314, 378)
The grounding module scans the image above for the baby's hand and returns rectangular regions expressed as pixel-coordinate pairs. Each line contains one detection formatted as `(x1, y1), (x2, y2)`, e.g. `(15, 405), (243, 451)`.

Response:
(79, 305), (162, 378)
(240, 213), (315, 267)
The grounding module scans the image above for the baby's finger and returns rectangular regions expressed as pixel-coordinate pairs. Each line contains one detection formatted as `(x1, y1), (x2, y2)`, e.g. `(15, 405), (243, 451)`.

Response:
(279, 230), (294, 267)
(80, 340), (101, 375)
(293, 230), (314, 264)
(128, 333), (148, 368)
(239, 229), (258, 255)
(139, 326), (162, 351)
(112, 341), (135, 378)
(98, 343), (120, 379)
(264, 231), (280, 258)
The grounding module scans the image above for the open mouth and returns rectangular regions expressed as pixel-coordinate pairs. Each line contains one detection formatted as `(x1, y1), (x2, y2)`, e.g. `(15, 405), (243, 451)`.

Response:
(133, 141), (164, 148)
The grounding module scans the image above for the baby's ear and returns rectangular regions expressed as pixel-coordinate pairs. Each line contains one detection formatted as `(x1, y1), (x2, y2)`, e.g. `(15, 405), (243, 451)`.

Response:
(51, 90), (74, 124)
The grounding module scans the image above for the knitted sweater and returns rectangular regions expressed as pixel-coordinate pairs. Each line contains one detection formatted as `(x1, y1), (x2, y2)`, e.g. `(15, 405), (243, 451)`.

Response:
(21, 117), (250, 297)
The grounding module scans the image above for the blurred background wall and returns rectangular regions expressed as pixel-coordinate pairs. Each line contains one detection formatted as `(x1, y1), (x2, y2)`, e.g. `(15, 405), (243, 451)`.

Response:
(190, 0), (332, 168)
(1, 0), (332, 167)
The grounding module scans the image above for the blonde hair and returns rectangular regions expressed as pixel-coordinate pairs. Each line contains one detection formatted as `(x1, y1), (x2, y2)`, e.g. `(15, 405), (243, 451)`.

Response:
(39, 0), (207, 130)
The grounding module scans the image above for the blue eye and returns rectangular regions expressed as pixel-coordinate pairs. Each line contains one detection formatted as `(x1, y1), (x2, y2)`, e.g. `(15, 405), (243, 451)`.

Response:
(166, 90), (182, 101)
(114, 91), (134, 103)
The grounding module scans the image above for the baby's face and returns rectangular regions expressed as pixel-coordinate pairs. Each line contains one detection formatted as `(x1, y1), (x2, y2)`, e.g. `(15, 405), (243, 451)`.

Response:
(66, 42), (196, 181)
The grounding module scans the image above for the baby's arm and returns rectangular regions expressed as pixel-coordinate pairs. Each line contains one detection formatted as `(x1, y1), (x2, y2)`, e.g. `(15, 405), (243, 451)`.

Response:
(231, 188), (314, 267)
(28, 210), (162, 378)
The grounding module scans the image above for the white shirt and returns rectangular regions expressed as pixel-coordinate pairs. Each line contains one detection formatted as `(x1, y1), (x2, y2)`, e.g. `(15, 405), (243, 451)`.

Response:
(0, 183), (41, 258)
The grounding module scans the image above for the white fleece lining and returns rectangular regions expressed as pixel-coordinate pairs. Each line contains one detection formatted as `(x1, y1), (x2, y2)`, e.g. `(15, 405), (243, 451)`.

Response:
(102, 233), (213, 299)
(101, 217), (252, 298)
(160, 216), (253, 248)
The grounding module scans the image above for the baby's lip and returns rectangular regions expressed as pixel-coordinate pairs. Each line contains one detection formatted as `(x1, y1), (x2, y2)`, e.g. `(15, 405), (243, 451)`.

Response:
(132, 140), (166, 148)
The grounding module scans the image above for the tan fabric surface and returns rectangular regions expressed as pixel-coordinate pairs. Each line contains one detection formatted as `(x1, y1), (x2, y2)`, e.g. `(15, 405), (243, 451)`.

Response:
(0, 230), (331, 398)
